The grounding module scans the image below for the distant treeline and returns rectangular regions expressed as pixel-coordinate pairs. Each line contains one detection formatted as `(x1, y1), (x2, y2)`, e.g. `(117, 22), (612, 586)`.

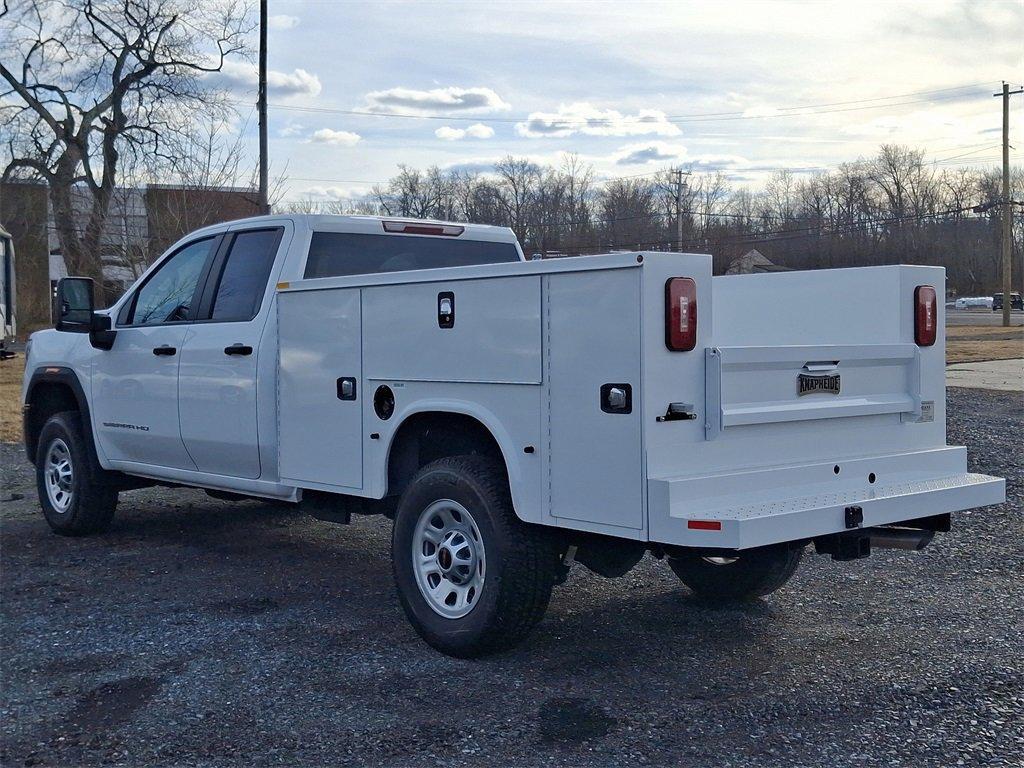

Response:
(285, 144), (1023, 295)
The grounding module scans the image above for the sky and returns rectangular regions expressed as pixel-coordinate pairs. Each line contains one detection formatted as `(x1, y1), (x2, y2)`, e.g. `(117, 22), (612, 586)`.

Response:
(222, 0), (1024, 204)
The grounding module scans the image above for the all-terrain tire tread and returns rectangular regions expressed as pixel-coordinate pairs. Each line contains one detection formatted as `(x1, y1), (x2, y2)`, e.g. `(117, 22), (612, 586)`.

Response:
(667, 544), (802, 601)
(37, 412), (118, 536)
(395, 455), (561, 657)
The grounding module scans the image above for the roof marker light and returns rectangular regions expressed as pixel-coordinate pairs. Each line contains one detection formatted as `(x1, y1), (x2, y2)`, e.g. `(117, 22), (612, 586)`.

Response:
(382, 221), (465, 237)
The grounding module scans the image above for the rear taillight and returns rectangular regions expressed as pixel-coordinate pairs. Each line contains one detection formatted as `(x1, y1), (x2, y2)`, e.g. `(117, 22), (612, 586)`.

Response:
(382, 221), (464, 236)
(665, 277), (697, 351)
(914, 285), (937, 346)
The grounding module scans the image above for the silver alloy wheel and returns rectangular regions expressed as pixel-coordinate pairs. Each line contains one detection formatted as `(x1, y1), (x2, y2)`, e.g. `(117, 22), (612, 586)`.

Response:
(44, 438), (74, 514)
(412, 499), (486, 619)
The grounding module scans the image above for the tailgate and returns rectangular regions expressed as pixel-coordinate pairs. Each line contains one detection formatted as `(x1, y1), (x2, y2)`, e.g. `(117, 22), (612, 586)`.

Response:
(704, 342), (925, 439)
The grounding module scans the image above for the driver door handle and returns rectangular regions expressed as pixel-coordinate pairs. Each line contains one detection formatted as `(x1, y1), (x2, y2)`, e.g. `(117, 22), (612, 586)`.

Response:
(153, 345), (176, 356)
(224, 343), (253, 356)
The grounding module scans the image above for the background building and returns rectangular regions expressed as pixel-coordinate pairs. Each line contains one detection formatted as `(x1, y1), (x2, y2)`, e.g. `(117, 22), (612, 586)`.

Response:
(0, 181), (260, 336)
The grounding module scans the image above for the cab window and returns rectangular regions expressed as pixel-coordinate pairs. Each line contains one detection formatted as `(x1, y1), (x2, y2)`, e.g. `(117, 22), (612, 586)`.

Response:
(207, 229), (282, 322)
(127, 237), (216, 325)
(304, 232), (519, 279)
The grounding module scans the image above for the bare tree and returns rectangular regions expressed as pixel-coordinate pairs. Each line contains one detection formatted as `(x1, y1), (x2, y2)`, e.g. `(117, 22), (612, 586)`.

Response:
(494, 156), (541, 245)
(0, 0), (251, 281)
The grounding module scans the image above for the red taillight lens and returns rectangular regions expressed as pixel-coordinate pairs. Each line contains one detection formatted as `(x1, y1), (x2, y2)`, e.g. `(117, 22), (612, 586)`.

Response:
(914, 285), (937, 346)
(665, 277), (697, 351)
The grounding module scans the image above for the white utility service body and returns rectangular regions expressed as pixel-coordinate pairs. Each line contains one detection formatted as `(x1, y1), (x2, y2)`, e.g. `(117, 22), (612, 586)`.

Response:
(275, 244), (1002, 550)
(23, 214), (1005, 656)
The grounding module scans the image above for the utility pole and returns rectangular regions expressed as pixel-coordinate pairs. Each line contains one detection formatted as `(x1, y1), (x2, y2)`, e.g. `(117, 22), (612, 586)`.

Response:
(674, 168), (691, 252)
(995, 81), (1023, 327)
(257, 0), (269, 215)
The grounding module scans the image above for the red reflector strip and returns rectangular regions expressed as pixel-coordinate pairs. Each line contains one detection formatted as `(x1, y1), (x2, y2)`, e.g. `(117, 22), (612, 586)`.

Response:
(687, 520), (722, 531)
(382, 221), (464, 237)
(914, 285), (937, 347)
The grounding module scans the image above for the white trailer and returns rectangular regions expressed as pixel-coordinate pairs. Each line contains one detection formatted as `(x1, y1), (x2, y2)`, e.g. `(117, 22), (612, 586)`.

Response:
(0, 225), (15, 358)
(23, 215), (1004, 656)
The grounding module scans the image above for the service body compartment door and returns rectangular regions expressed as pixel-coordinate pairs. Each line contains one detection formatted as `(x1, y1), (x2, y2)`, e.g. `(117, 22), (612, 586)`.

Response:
(545, 268), (644, 532)
(278, 287), (362, 490)
(362, 275), (541, 384)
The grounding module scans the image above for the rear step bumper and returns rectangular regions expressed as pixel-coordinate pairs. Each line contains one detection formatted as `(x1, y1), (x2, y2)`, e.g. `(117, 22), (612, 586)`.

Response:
(648, 448), (1005, 549)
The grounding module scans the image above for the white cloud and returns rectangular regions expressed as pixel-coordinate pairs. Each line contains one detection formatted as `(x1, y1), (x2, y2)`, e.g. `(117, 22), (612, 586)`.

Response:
(213, 61), (321, 98)
(365, 86), (510, 114)
(268, 14), (299, 30)
(434, 123), (495, 140)
(268, 68), (321, 98)
(308, 128), (362, 146)
(611, 142), (750, 171)
(516, 102), (681, 138)
(304, 185), (370, 201)
(278, 122), (304, 137)
(613, 142), (688, 165)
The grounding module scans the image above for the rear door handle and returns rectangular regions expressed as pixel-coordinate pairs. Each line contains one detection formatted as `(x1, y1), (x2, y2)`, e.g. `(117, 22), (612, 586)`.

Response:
(153, 345), (176, 356)
(224, 344), (253, 356)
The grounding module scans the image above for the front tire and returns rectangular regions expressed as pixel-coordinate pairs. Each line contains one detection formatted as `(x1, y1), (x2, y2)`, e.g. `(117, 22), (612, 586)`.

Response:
(392, 456), (561, 657)
(36, 412), (118, 536)
(667, 543), (802, 602)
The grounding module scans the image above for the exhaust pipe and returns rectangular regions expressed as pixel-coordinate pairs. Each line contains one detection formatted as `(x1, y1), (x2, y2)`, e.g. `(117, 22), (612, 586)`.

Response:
(816, 526), (936, 560)
(866, 527), (934, 551)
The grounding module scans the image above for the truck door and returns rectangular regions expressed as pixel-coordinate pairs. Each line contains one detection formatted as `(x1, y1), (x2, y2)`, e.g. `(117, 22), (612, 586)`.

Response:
(92, 236), (219, 469)
(177, 227), (285, 479)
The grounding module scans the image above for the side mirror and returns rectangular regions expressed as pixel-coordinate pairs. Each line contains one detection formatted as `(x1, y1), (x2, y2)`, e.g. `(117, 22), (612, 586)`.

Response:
(55, 277), (94, 332)
(54, 277), (117, 350)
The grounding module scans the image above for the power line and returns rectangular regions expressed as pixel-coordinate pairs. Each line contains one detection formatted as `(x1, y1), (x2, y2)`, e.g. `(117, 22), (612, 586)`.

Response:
(571, 204), (988, 253)
(241, 82), (988, 127)
(285, 142), (1004, 191)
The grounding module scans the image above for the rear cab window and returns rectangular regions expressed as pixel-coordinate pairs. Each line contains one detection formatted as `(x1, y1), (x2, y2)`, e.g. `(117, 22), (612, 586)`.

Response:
(304, 232), (520, 279)
(206, 228), (283, 322)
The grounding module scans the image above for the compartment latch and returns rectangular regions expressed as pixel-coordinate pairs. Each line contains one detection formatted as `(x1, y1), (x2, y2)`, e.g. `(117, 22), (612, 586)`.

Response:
(656, 402), (697, 422)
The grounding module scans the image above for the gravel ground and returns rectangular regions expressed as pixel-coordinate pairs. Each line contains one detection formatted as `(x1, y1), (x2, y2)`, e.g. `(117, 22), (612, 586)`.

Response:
(1, 387), (1021, 768)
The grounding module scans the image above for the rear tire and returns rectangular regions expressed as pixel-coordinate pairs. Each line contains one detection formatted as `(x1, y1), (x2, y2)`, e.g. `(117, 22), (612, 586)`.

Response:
(392, 455), (562, 657)
(35, 412), (118, 536)
(667, 543), (802, 602)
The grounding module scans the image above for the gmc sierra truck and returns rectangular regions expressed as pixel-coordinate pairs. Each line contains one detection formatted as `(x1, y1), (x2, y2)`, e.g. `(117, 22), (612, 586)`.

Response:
(23, 214), (1005, 657)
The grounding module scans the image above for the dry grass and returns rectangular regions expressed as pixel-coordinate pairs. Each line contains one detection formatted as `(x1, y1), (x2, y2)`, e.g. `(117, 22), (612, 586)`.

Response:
(0, 355), (25, 443)
(946, 324), (1024, 363)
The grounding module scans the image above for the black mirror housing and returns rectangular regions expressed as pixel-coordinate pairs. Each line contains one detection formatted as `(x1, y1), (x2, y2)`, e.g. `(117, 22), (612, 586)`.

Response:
(54, 276), (116, 349)
(89, 313), (116, 350)
(54, 277), (94, 332)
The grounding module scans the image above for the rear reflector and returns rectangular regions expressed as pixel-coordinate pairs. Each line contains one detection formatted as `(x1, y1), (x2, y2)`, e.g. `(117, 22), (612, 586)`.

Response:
(914, 285), (937, 346)
(382, 221), (464, 237)
(687, 520), (722, 531)
(665, 277), (697, 351)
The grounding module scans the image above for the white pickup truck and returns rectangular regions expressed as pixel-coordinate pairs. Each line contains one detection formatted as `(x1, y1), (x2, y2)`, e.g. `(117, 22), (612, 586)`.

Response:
(24, 214), (1004, 656)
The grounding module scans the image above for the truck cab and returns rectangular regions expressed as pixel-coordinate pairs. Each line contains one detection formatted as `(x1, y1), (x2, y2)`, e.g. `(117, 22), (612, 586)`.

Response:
(23, 214), (1004, 657)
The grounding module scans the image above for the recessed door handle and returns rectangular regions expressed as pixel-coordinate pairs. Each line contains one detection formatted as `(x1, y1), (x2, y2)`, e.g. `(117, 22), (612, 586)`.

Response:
(224, 344), (253, 356)
(153, 345), (176, 356)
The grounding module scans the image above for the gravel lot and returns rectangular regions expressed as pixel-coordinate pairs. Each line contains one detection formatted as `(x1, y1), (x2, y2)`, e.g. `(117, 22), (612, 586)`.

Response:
(2, 387), (1021, 767)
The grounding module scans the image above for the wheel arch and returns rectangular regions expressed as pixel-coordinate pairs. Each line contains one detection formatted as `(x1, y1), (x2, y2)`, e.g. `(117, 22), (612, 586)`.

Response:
(24, 367), (92, 464)
(383, 402), (532, 520)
